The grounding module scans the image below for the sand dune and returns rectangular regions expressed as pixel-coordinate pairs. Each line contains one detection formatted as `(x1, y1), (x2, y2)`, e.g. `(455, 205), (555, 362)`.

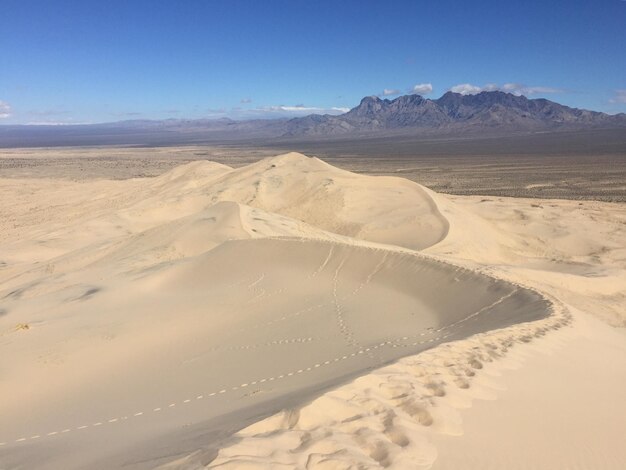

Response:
(202, 171), (626, 469)
(0, 152), (623, 469)
(428, 193), (626, 326)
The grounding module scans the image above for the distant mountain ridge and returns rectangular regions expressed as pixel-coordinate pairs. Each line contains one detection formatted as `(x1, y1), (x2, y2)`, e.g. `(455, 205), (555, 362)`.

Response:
(282, 91), (626, 136)
(1, 91), (625, 148)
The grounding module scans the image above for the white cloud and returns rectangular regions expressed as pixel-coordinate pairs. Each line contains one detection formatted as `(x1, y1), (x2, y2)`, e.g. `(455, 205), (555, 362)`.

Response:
(450, 83), (483, 95)
(609, 89), (626, 104)
(450, 82), (562, 96)
(254, 105), (349, 115)
(482, 83), (500, 92)
(240, 98), (252, 104)
(382, 88), (401, 96)
(202, 104), (350, 119)
(411, 83), (433, 95)
(0, 100), (11, 118)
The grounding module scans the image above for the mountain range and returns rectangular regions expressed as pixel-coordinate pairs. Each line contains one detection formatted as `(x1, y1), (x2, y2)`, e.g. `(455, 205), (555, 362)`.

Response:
(282, 91), (626, 137)
(1, 91), (625, 147)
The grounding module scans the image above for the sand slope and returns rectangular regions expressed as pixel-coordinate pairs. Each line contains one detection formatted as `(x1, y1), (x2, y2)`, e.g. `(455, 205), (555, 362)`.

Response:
(1, 152), (623, 469)
(0, 153), (544, 469)
(430, 308), (626, 470)
(202, 183), (625, 470)
(427, 193), (626, 326)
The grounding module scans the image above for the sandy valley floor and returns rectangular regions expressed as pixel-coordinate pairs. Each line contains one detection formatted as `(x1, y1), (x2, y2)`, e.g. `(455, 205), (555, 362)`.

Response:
(1, 145), (624, 202)
(0, 151), (624, 469)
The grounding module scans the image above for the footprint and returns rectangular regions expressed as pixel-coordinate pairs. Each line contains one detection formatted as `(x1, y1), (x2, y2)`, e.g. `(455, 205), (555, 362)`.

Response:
(424, 381), (446, 397)
(283, 408), (300, 429)
(454, 378), (470, 389)
(468, 357), (483, 369)
(464, 368), (476, 377)
(387, 426), (410, 447)
(382, 411), (410, 447)
(368, 440), (391, 467)
(399, 398), (434, 426)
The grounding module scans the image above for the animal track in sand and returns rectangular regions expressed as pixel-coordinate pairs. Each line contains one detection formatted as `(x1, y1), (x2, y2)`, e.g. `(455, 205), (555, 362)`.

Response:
(351, 251), (389, 296)
(183, 336), (323, 364)
(332, 255), (361, 350)
(5, 340), (392, 445)
(309, 245), (335, 279)
(0, 304), (517, 448)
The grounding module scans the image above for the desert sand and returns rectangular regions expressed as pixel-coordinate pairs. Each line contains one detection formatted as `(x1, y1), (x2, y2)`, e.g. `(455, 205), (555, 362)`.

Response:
(0, 152), (624, 469)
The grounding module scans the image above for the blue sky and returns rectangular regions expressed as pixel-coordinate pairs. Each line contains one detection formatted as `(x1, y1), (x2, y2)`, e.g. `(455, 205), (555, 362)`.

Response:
(1, 0), (625, 124)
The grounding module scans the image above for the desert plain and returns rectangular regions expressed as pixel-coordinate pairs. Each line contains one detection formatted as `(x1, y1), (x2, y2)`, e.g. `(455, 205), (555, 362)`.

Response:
(0, 146), (624, 470)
